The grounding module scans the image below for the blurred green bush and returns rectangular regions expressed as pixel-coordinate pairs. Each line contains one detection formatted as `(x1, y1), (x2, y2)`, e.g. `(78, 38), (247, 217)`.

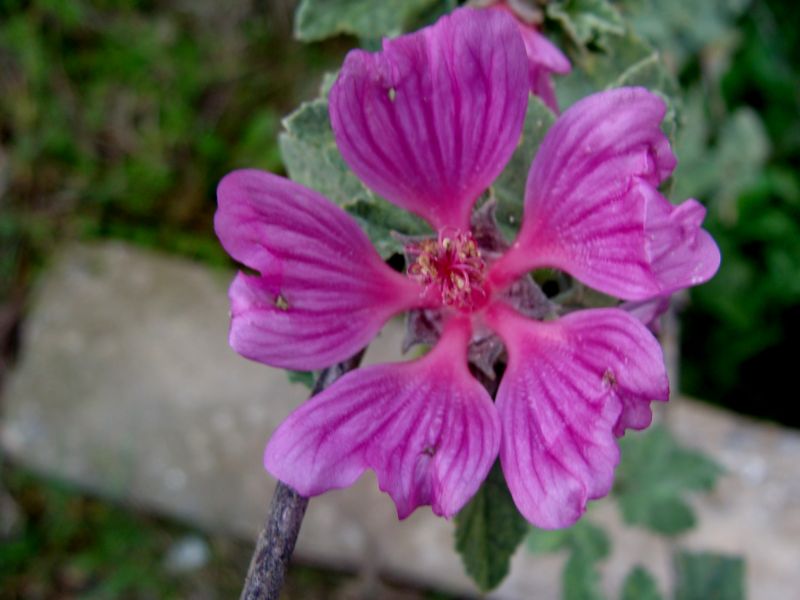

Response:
(0, 0), (343, 297)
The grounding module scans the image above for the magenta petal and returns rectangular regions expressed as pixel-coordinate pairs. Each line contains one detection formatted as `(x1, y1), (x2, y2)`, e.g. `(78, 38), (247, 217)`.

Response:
(622, 295), (672, 334)
(490, 88), (717, 300)
(529, 67), (561, 114)
(329, 7), (528, 231)
(215, 169), (423, 370)
(264, 319), (500, 518)
(519, 26), (571, 112)
(521, 26), (571, 75)
(488, 4), (571, 112)
(644, 191), (721, 294)
(486, 303), (669, 528)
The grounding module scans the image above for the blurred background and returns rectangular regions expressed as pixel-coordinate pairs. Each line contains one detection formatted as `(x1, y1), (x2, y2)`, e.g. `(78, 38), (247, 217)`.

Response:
(1, 0), (798, 597)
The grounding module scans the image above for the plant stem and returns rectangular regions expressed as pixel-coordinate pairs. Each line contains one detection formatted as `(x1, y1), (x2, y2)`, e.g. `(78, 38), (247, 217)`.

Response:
(239, 350), (365, 600)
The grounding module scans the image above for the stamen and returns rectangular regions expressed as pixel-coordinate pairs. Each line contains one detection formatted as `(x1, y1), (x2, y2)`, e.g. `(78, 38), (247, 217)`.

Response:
(406, 229), (489, 310)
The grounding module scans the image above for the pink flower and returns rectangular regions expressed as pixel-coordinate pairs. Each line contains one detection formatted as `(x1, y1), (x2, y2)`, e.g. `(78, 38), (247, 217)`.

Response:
(215, 8), (719, 528)
(481, 0), (572, 111)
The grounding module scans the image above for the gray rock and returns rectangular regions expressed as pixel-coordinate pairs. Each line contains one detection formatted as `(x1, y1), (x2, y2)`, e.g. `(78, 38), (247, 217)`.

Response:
(163, 534), (212, 573)
(2, 242), (798, 599)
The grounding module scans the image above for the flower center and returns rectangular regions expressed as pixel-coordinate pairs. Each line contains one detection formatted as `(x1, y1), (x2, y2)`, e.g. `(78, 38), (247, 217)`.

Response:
(407, 229), (489, 310)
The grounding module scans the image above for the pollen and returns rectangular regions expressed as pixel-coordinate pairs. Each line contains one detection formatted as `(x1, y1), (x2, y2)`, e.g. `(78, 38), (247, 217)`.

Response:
(274, 294), (290, 311)
(407, 229), (488, 310)
(602, 368), (617, 388)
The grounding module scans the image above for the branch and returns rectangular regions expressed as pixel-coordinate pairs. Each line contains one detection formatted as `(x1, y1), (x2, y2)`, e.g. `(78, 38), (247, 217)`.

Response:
(240, 350), (365, 600)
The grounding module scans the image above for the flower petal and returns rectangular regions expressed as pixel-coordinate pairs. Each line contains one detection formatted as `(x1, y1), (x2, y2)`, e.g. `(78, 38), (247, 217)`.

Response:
(488, 4), (571, 112)
(490, 88), (717, 300)
(520, 25), (571, 75)
(621, 295), (671, 334)
(485, 303), (669, 528)
(329, 7), (528, 231)
(644, 191), (721, 295)
(519, 25), (571, 112)
(264, 318), (500, 518)
(215, 169), (423, 370)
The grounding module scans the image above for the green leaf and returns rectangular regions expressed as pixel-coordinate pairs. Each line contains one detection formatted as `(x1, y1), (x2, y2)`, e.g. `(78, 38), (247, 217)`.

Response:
(279, 99), (364, 207)
(548, 2), (681, 140)
(454, 462), (529, 592)
(527, 520), (610, 600)
(526, 526), (571, 554)
(641, 497), (696, 534)
(278, 99), (430, 257)
(294, 0), (439, 42)
(614, 0), (752, 69)
(346, 199), (431, 258)
(669, 90), (715, 202)
(527, 519), (610, 561)
(613, 426), (722, 536)
(564, 553), (606, 600)
(674, 550), (745, 600)
(613, 50), (677, 97)
(620, 566), (663, 600)
(547, 0), (625, 47)
(286, 370), (315, 389)
(492, 95), (556, 240)
(319, 70), (340, 98)
(569, 520), (610, 562)
(709, 107), (770, 222)
(671, 92), (770, 220)
(556, 28), (679, 113)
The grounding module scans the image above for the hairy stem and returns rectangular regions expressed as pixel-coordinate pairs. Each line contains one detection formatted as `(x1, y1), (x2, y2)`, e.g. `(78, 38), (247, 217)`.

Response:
(239, 350), (365, 600)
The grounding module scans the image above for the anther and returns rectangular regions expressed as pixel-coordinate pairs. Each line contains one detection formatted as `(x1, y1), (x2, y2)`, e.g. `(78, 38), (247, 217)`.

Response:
(406, 229), (489, 310)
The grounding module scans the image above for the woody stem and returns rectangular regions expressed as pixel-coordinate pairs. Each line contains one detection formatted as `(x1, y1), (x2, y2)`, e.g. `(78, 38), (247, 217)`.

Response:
(239, 349), (366, 600)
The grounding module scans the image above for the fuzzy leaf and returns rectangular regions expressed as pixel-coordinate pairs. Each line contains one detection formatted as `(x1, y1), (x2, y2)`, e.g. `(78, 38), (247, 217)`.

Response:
(615, 0), (752, 68)
(707, 107), (770, 222)
(547, 0), (625, 46)
(492, 95), (556, 241)
(613, 49), (677, 97)
(346, 199), (431, 258)
(319, 70), (340, 98)
(613, 426), (722, 536)
(549, 13), (680, 144)
(556, 28), (678, 116)
(279, 99), (371, 208)
(674, 550), (745, 600)
(669, 90), (715, 201)
(278, 99), (429, 257)
(620, 566), (663, 600)
(454, 462), (529, 592)
(294, 0), (439, 42)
